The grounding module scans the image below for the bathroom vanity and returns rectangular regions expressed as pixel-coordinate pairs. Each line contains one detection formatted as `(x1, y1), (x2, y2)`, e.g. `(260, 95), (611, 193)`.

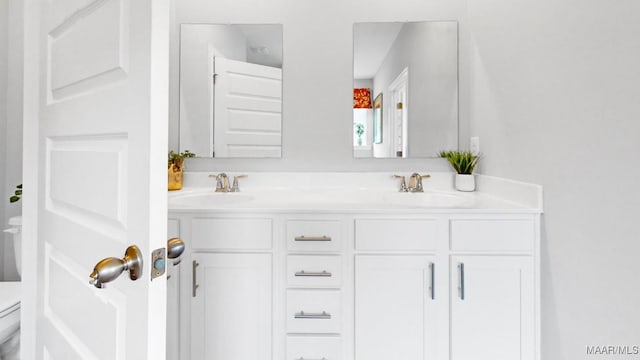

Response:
(167, 172), (542, 360)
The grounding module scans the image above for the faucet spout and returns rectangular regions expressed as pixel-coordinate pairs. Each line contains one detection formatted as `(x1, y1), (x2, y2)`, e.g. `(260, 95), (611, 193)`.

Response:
(209, 173), (230, 192)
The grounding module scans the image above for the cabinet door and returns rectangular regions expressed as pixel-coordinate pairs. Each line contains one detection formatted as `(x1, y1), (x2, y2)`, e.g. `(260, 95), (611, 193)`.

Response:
(355, 255), (438, 360)
(191, 253), (272, 360)
(451, 256), (534, 360)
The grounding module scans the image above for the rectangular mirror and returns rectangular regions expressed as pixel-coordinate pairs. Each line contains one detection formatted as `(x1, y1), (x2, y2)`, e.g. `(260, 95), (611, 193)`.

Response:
(179, 24), (283, 158)
(353, 21), (458, 158)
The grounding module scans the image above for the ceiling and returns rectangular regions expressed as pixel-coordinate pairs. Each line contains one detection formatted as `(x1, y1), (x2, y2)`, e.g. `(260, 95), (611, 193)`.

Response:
(353, 22), (404, 80)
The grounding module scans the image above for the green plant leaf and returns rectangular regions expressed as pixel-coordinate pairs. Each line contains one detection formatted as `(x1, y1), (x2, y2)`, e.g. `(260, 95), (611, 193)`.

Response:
(10, 196), (19, 203)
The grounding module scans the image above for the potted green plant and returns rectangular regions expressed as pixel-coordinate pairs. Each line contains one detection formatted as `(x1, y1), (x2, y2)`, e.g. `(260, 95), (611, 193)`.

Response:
(439, 150), (480, 191)
(168, 150), (195, 191)
(355, 123), (365, 146)
(9, 184), (22, 203)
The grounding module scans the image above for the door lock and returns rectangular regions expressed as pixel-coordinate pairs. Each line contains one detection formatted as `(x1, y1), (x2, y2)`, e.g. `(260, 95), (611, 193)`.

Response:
(89, 245), (143, 289)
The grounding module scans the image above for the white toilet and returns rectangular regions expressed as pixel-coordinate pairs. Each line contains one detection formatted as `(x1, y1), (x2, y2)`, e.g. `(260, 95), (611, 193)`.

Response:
(0, 216), (22, 360)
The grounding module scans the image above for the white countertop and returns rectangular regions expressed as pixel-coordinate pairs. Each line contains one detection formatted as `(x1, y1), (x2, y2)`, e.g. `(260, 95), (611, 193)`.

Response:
(168, 172), (543, 214)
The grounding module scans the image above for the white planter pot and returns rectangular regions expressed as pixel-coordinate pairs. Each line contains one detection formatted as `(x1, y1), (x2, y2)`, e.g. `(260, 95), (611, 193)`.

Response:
(455, 174), (475, 192)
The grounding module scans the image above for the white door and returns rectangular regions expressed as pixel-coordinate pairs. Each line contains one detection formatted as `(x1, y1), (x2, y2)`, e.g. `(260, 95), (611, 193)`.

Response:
(213, 57), (282, 158)
(451, 256), (534, 360)
(23, 0), (169, 359)
(355, 255), (438, 360)
(191, 253), (272, 359)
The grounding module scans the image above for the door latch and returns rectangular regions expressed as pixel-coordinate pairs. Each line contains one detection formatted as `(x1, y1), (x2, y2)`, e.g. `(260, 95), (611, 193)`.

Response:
(151, 248), (165, 280)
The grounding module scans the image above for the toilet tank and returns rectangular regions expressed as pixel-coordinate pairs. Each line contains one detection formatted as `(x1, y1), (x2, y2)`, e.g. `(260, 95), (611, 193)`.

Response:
(4, 216), (22, 277)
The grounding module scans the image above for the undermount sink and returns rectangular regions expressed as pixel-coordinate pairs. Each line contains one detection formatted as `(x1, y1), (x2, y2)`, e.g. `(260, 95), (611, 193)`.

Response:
(169, 191), (255, 207)
(382, 191), (470, 208)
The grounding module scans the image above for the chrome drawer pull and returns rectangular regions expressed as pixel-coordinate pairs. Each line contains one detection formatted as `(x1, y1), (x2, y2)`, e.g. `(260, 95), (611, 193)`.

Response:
(294, 235), (332, 242)
(295, 270), (332, 277)
(294, 311), (331, 319)
(192, 260), (200, 298)
(296, 358), (328, 360)
(458, 262), (465, 300)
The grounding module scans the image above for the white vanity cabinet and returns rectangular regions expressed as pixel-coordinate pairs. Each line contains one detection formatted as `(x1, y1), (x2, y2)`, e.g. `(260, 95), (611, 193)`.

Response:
(170, 211), (540, 360)
(191, 252), (272, 359)
(174, 215), (276, 360)
(354, 255), (438, 360)
(450, 256), (534, 360)
(352, 215), (538, 360)
(448, 218), (537, 360)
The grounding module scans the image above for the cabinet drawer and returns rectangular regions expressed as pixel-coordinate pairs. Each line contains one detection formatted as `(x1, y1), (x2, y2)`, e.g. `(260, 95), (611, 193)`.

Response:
(287, 336), (342, 360)
(287, 255), (342, 288)
(287, 290), (342, 334)
(287, 220), (342, 252)
(450, 219), (534, 252)
(191, 218), (272, 250)
(355, 219), (437, 251)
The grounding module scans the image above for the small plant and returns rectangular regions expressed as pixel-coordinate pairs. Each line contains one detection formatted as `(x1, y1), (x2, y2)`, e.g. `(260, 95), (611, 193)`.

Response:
(439, 150), (479, 175)
(9, 184), (22, 203)
(355, 123), (365, 146)
(168, 150), (195, 172)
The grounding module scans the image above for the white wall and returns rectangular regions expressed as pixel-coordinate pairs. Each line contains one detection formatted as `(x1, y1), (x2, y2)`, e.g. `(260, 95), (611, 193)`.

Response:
(468, 0), (640, 357)
(1, 0), (23, 281)
(170, 0), (469, 172)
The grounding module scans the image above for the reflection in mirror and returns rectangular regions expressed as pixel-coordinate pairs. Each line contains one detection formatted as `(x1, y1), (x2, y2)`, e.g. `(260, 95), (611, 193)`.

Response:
(179, 24), (283, 158)
(353, 21), (458, 158)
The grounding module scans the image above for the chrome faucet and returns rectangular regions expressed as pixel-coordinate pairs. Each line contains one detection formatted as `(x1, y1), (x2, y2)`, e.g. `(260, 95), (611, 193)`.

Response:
(408, 173), (431, 192)
(209, 173), (248, 192)
(393, 175), (408, 192)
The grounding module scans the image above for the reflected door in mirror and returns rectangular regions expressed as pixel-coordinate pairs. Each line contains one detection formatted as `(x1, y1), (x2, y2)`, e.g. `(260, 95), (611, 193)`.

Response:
(179, 24), (283, 158)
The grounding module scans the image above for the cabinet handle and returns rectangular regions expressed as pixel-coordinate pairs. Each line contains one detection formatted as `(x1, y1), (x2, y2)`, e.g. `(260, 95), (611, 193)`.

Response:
(458, 263), (465, 300)
(430, 262), (435, 300)
(294, 235), (331, 242)
(192, 260), (200, 298)
(296, 358), (328, 360)
(295, 270), (332, 277)
(294, 311), (331, 319)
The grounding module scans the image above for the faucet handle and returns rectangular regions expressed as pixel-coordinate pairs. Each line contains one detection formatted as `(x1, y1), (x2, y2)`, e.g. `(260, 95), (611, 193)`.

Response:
(408, 173), (431, 192)
(392, 175), (408, 192)
(231, 175), (248, 192)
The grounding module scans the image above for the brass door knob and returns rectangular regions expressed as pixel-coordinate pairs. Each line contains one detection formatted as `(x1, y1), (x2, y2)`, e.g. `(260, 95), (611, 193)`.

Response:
(89, 245), (143, 289)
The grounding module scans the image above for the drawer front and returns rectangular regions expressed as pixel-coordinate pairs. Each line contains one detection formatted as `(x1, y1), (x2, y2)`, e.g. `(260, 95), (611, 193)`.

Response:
(287, 255), (342, 288)
(450, 219), (534, 252)
(287, 290), (342, 334)
(287, 220), (342, 252)
(287, 336), (342, 360)
(191, 218), (272, 250)
(355, 219), (437, 251)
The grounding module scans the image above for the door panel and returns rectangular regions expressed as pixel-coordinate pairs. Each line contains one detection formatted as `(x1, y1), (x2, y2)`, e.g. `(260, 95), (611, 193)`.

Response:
(450, 256), (534, 360)
(213, 57), (282, 158)
(28, 0), (170, 358)
(355, 255), (437, 360)
(191, 253), (272, 360)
